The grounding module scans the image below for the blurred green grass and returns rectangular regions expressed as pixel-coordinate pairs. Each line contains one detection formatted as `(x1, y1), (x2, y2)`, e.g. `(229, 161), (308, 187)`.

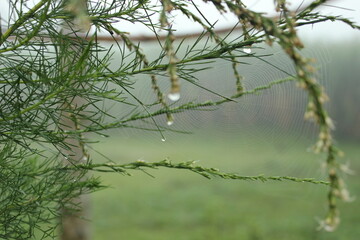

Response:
(89, 132), (360, 240)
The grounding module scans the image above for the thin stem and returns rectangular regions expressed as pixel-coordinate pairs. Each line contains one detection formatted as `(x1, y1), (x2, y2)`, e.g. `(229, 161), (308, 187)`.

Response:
(0, 0), (50, 46)
(30, 159), (330, 186)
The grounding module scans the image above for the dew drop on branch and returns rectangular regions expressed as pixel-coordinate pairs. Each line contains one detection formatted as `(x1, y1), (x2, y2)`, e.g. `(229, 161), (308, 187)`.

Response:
(168, 92), (180, 101)
(243, 48), (252, 54)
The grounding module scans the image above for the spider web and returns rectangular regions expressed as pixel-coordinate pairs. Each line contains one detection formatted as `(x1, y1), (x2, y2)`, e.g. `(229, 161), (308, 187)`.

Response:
(96, 40), (333, 180)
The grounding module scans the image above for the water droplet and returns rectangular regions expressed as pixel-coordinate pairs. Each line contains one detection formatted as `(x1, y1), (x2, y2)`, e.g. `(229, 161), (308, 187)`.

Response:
(168, 92), (180, 101)
(243, 48), (251, 54)
(161, 138), (166, 142)
(166, 114), (174, 126)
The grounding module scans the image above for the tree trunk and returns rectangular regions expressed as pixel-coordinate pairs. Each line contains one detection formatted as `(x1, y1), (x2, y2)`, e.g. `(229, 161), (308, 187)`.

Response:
(59, 62), (91, 240)
(59, 2), (91, 236)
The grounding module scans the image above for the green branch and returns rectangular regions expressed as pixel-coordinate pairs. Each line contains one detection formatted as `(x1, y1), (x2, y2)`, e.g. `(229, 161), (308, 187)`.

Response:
(0, 1), (51, 53)
(40, 159), (330, 186)
(63, 76), (295, 134)
(0, 0), (49, 46)
(0, 38), (260, 85)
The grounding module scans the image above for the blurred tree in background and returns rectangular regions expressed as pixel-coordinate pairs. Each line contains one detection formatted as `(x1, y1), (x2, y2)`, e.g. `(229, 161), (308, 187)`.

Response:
(0, 0), (358, 239)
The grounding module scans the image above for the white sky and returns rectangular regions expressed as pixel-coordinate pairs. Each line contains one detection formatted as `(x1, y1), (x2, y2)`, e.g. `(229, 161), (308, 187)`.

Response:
(1, 0), (359, 42)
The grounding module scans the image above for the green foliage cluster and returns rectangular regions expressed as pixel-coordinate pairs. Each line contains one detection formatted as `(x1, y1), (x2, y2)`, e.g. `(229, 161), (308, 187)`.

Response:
(0, 0), (358, 238)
